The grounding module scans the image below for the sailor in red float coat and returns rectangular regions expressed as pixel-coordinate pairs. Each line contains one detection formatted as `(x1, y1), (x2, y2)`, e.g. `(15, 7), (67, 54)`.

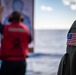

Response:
(0, 11), (32, 75)
(1, 23), (30, 61)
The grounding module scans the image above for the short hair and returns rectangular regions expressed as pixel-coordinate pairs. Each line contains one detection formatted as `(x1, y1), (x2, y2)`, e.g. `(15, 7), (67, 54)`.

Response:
(8, 11), (24, 22)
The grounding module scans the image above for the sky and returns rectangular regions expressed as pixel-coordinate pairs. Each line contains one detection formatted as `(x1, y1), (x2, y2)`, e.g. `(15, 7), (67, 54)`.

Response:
(34, 0), (76, 29)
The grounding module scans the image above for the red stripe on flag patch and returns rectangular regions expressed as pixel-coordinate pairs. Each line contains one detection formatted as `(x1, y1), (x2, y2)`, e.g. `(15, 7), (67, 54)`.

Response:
(67, 33), (76, 46)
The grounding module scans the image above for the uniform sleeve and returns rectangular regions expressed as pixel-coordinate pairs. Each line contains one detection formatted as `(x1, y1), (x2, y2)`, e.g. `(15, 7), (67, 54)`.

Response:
(71, 20), (76, 28)
(25, 25), (32, 43)
(29, 35), (32, 43)
(0, 22), (4, 59)
(67, 21), (76, 36)
(27, 28), (32, 43)
(0, 48), (1, 59)
(0, 22), (4, 34)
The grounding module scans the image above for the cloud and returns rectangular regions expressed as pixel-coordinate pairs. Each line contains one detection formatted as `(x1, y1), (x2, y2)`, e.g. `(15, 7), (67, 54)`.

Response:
(62, 0), (76, 10)
(62, 0), (70, 5)
(69, 0), (76, 2)
(70, 4), (76, 10)
(40, 5), (53, 12)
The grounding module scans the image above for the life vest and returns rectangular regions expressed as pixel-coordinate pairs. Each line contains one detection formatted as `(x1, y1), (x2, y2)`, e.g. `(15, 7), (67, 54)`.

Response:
(1, 23), (30, 61)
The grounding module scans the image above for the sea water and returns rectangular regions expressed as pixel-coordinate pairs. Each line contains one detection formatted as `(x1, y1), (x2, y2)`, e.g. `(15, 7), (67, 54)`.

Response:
(26, 30), (68, 75)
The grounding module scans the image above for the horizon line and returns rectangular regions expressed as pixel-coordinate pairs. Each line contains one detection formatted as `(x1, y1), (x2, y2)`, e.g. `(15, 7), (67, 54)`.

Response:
(34, 28), (69, 30)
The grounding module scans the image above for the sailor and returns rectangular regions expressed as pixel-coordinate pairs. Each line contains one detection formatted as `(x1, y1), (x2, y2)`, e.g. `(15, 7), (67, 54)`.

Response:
(67, 20), (76, 75)
(57, 21), (76, 75)
(0, 10), (32, 75)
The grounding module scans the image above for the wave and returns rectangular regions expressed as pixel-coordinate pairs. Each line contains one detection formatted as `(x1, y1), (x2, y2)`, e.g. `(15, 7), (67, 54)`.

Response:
(28, 53), (63, 58)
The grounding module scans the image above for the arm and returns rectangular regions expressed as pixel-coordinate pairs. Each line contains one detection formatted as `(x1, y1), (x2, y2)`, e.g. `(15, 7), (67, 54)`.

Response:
(67, 21), (76, 36)
(0, 23), (4, 60)
(0, 22), (4, 34)
(0, 5), (4, 59)
(29, 35), (32, 43)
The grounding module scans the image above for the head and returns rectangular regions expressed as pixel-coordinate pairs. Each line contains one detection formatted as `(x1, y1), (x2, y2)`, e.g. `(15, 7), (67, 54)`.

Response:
(8, 11), (24, 23)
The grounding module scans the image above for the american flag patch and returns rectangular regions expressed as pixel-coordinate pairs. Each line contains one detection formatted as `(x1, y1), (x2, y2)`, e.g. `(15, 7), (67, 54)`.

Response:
(67, 33), (76, 46)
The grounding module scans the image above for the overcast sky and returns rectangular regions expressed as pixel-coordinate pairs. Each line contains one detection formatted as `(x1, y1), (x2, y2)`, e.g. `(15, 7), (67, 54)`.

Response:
(34, 0), (76, 29)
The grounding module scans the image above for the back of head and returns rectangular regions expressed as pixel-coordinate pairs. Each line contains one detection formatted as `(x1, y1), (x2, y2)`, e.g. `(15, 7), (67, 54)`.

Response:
(8, 11), (24, 23)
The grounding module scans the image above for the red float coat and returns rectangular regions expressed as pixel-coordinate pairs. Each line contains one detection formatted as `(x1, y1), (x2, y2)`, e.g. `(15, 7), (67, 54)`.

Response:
(0, 23), (30, 61)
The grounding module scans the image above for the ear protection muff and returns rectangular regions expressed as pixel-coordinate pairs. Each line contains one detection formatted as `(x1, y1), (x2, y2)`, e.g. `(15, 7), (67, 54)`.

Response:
(8, 11), (24, 22)
(20, 15), (24, 22)
(8, 15), (13, 22)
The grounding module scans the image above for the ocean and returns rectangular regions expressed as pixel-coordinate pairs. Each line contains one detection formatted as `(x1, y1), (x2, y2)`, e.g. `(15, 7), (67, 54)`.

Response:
(0, 30), (69, 75)
(26, 30), (68, 75)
